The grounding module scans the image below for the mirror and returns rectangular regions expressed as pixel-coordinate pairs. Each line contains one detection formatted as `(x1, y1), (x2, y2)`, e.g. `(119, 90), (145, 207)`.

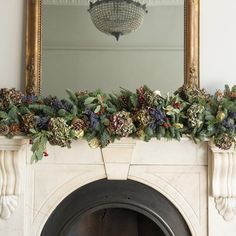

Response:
(25, 0), (200, 96)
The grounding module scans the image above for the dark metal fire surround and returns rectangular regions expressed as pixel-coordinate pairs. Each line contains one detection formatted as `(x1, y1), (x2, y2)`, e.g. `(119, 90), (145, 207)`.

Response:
(41, 179), (191, 236)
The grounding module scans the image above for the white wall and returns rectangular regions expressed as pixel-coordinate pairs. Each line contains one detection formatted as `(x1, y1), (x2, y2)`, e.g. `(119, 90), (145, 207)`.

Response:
(0, 0), (236, 94)
(0, 0), (25, 90)
(200, 0), (236, 93)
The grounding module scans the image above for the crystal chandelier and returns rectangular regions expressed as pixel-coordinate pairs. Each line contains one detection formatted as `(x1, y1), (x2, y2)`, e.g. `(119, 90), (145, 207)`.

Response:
(88, 0), (147, 41)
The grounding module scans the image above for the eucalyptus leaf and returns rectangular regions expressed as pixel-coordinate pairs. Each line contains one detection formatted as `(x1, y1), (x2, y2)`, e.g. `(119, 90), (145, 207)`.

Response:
(94, 105), (101, 114)
(84, 97), (96, 105)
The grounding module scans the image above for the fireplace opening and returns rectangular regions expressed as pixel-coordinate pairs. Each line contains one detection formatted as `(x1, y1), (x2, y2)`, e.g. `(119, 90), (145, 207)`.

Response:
(67, 207), (166, 236)
(41, 179), (191, 236)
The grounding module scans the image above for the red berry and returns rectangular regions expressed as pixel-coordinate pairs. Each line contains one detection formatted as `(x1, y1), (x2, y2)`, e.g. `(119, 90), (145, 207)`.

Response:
(163, 123), (172, 128)
(43, 151), (49, 157)
(174, 102), (181, 109)
(29, 139), (33, 145)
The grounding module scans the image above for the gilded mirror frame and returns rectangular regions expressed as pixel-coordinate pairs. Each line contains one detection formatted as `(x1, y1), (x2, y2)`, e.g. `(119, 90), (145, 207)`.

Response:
(25, 0), (200, 95)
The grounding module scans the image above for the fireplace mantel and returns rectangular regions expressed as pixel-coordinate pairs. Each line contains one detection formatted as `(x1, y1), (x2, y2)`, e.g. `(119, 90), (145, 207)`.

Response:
(0, 136), (235, 236)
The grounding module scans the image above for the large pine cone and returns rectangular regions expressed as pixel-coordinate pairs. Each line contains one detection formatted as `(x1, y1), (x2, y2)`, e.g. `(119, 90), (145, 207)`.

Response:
(9, 124), (21, 136)
(0, 124), (10, 135)
(20, 113), (35, 133)
(71, 117), (88, 131)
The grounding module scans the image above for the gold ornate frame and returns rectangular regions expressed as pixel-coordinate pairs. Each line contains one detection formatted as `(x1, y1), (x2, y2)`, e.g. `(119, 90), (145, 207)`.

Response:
(25, 0), (200, 95)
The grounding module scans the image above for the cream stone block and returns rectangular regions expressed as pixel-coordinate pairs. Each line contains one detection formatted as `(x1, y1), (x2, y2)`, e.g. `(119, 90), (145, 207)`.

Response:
(132, 138), (208, 165)
(26, 140), (103, 164)
(101, 138), (136, 180)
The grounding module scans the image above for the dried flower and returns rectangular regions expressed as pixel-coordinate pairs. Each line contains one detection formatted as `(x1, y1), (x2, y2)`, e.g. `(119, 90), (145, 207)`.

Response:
(215, 133), (234, 150)
(174, 123), (184, 129)
(108, 111), (134, 137)
(216, 111), (226, 121)
(88, 138), (100, 148)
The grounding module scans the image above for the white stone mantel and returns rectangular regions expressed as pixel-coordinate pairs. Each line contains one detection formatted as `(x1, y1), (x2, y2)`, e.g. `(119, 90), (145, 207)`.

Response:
(0, 136), (235, 236)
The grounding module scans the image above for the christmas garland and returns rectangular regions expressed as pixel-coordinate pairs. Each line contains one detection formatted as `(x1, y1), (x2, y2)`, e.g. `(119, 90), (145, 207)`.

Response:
(0, 85), (236, 162)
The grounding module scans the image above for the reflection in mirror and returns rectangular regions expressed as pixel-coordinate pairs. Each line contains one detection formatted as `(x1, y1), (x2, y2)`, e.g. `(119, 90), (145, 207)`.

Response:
(42, 0), (184, 97)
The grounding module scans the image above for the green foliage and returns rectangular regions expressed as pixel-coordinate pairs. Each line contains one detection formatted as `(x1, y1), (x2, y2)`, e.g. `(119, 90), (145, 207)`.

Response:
(30, 129), (49, 163)
(0, 85), (236, 162)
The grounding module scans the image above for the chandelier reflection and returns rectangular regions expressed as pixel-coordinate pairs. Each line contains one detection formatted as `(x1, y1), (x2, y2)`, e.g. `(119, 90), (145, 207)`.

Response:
(88, 0), (148, 41)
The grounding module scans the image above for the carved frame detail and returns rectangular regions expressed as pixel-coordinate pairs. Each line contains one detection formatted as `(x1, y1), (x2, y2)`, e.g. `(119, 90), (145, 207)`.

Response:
(25, 0), (200, 95)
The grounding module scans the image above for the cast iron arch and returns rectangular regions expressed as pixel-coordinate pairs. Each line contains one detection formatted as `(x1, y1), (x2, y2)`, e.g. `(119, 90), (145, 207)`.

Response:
(41, 179), (191, 236)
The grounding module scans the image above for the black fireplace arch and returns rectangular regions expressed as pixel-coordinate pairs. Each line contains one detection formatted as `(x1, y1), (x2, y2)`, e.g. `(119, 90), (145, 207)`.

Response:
(41, 179), (191, 236)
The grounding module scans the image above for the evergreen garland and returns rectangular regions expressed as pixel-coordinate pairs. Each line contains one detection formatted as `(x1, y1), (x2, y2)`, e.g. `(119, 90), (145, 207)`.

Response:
(0, 85), (236, 163)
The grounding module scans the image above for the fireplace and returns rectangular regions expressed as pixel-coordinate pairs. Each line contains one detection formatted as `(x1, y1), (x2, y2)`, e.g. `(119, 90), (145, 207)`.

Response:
(41, 179), (191, 236)
(2, 138), (236, 236)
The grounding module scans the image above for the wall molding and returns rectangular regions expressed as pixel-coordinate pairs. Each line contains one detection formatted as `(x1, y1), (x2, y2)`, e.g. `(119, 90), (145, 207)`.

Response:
(42, 45), (184, 51)
(42, 0), (184, 7)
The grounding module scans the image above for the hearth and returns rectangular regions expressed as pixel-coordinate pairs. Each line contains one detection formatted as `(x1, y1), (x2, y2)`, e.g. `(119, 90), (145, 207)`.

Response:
(41, 179), (191, 236)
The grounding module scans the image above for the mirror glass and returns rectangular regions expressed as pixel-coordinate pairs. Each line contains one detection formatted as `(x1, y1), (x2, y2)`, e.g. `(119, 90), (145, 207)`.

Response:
(42, 0), (184, 97)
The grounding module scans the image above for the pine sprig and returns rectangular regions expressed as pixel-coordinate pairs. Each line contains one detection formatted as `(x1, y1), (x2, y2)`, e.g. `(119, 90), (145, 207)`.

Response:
(0, 85), (236, 161)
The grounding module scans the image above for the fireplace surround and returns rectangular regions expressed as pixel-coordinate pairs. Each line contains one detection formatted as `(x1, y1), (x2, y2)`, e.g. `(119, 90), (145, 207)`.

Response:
(0, 137), (236, 236)
(41, 179), (191, 236)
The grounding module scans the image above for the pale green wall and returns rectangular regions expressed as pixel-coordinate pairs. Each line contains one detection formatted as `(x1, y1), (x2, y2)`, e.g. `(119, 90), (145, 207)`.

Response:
(42, 5), (184, 97)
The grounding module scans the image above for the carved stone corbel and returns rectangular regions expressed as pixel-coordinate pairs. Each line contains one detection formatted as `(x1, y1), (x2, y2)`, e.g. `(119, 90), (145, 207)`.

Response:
(209, 143), (236, 221)
(0, 138), (26, 220)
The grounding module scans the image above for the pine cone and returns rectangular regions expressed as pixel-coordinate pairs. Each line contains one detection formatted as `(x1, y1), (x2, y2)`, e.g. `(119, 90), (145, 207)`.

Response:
(0, 124), (10, 135)
(136, 87), (146, 106)
(230, 92), (236, 99)
(9, 124), (21, 136)
(71, 117), (88, 131)
(1, 99), (11, 110)
(215, 133), (234, 150)
(137, 86), (159, 107)
(108, 111), (135, 137)
(118, 95), (129, 108)
(0, 88), (23, 108)
(20, 113), (35, 133)
(48, 118), (72, 147)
